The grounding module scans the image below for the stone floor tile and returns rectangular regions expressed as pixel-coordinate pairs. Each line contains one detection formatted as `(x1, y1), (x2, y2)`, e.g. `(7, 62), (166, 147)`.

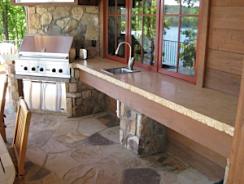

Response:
(45, 151), (80, 178)
(3, 95), (216, 184)
(29, 130), (53, 148)
(99, 126), (120, 144)
(122, 168), (161, 184)
(55, 131), (87, 145)
(42, 138), (70, 154)
(177, 168), (212, 184)
(42, 173), (64, 184)
(86, 133), (115, 145)
(26, 147), (47, 167)
(78, 118), (107, 136)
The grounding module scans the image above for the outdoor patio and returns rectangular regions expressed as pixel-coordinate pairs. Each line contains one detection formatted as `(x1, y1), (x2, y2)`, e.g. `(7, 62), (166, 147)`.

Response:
(1, 89), (215, 184)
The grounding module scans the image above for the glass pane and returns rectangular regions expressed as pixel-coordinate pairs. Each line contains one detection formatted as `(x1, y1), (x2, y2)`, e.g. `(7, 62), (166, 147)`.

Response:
(131, 16), (143, 62)
(109, 0), (126, 15)
(116, 16), (126, 57)
(162, 16), (179, 71)
(179, 16), (198, 76)
(182, 0), (200, 14)
(144, 0), (157, 14)
(108, 16), (116, 55)
(164, 0), (180, 14)
(108, 0), (116, 14)
(132, 0), (143, 15)
(142, 16), (156, 65)
(118, 0), (126, 15)
(108, 16), (126, 57)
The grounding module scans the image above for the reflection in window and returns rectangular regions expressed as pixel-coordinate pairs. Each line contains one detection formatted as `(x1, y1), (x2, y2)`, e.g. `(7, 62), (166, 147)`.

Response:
(162, 0), (199, 76)
(163, 16), (179, 72)
(107, 0), (126, 58)
(164, 0), (180, 14)
(131, 0), (157, 66)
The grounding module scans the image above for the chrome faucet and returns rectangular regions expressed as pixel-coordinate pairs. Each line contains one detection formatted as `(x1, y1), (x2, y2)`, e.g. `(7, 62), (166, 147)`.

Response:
(115, 42), (135, 71)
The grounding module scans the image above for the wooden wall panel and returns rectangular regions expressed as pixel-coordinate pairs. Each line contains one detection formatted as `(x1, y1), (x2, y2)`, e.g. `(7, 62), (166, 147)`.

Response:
(212, 0), (244, 7)
(207, 49), (243, 75)
(210, 7), (244, 31)
(205, 1), (244, 96)
(168, 129), (226, 168)
(208, 29), (244, 54)
(205, 68), (241, 96)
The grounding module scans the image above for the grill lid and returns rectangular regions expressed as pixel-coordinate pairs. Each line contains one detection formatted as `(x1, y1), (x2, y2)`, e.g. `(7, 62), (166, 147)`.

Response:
(19, 35), (73, 58)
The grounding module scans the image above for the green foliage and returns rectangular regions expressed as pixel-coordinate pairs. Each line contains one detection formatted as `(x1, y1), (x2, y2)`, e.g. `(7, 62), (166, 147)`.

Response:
(180, 29), (196, 68)
(0, 0), (26, 41)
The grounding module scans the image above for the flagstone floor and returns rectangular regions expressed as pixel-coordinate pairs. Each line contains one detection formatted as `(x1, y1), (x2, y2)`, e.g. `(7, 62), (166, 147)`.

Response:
(1, 75), (218, 184)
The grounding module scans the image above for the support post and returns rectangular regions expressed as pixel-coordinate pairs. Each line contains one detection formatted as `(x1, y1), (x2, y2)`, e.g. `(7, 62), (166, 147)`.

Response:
(226, 65), (244, 183)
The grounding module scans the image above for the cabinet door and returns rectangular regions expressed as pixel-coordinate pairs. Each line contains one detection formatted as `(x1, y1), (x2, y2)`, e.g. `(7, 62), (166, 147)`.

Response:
(23, 80), (66, 112)
(43, 82), (57, 112)
(23, 80), (42, 110)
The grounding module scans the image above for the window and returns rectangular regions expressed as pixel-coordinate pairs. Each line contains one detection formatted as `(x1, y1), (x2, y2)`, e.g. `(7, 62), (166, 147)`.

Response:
(106, 0), (127, 62)
(104, 0), (201, 82)
(131, 0), (157, 70)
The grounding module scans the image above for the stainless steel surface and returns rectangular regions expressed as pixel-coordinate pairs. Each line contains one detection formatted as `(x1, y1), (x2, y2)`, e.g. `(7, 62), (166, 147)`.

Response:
(15, 35), (73, 79)
(115, 42), (135, 70)
(79, 49), (88, 60)
(19, 35), (73, 57)
(15, 58), (70, 78)
(101, 67), (140, 75)
(23, 80), (66, 112)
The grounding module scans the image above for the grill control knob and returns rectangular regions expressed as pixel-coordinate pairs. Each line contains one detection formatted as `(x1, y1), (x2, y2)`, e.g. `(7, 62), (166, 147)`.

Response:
(40, 68), (44, 72)
(24, 66), (28, 71)
(58, 69), (63, 73)
(52, 68), (56, 73)
(31, 67), (36, 71)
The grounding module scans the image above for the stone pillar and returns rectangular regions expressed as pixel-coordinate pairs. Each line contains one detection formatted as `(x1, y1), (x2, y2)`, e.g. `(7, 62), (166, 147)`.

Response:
(120, 103), (167, 156)
(66, 68), (107, 117)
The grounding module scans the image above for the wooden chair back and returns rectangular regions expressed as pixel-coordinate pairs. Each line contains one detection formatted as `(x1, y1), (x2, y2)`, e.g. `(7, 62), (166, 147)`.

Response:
(0, 75), (8, 142)
(12, 98), (31, 176)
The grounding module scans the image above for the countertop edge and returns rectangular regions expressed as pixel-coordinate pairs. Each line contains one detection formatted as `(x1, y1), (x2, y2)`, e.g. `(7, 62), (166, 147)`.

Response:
(72, 62), (234, 136)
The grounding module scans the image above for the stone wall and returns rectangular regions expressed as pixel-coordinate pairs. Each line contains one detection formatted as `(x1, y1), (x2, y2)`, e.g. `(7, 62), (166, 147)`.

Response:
(66, 68), (107, 117)
(27, 5), (99, 57)
(120, 103), (167, 156)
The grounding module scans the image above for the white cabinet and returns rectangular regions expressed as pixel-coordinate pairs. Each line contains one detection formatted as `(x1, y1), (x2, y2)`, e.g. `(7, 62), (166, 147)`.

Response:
(23, 80), (66, 112)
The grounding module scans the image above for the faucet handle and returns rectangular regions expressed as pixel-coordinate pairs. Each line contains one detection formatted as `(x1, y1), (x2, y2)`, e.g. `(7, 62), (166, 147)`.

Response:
(128, 57), (135, 71)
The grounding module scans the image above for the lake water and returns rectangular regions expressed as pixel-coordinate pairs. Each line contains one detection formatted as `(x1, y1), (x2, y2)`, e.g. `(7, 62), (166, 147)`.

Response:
(164, 27), (187, 42)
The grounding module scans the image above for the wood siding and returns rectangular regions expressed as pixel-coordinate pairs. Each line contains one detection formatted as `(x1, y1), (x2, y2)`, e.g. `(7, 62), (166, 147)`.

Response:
(205, 0), (244, 96)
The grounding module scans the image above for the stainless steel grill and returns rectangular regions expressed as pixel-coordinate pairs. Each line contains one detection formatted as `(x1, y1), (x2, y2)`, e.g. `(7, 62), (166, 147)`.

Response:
(15, 35), (73, 79)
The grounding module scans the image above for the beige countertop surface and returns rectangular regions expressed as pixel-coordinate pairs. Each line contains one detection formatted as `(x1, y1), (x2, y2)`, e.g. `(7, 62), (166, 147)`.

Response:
(71, 57), (238, 136)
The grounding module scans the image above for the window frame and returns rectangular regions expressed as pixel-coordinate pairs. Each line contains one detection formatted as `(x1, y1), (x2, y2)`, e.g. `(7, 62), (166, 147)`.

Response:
(104, 0), (129, 64)
(128, 0), (160, 72)
(158, 0), (201, 83)
(103, 0), (208, 84)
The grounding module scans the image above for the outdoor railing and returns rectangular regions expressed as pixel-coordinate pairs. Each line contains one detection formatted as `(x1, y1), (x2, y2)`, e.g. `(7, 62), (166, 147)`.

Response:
(0, 40), (22, 62)
(163, 39), (178, 67)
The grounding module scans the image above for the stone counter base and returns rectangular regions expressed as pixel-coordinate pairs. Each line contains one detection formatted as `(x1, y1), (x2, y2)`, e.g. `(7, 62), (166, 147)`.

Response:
(66, 69), (106, 117)
(120, 103), (167, 156)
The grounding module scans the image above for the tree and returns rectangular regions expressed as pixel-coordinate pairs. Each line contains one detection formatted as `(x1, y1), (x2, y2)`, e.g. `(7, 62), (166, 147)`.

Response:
(0, 0), (26, 41)
(180, 29), (196, 68)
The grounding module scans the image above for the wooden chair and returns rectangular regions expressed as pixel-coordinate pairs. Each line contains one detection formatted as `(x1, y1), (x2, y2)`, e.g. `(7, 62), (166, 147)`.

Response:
(11, 98), (31, 176)
(0, 75), (8, 142)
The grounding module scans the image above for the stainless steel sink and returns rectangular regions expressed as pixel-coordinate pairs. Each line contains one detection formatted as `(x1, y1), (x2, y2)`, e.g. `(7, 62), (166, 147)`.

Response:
(101, 67), (140, 75)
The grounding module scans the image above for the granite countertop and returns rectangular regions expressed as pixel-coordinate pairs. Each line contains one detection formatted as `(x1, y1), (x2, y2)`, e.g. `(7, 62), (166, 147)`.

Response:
(71, 57), (238, 136)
